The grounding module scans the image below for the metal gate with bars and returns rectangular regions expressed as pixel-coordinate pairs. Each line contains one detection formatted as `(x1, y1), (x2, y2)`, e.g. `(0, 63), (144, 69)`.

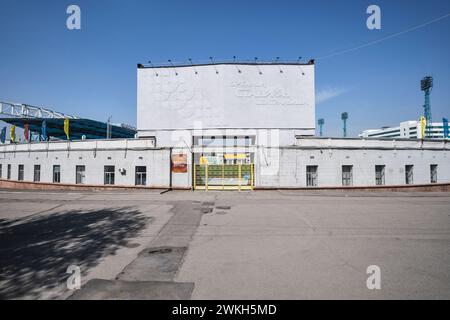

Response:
(194, 164), (254, 191)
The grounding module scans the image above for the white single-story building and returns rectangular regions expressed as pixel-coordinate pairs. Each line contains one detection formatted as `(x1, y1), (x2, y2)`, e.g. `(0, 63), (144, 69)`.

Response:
(0, 137), (448, 190)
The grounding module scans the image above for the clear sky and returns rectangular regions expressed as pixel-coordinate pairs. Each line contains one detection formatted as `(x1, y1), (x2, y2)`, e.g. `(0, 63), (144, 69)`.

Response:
(1, 0), (449, 137)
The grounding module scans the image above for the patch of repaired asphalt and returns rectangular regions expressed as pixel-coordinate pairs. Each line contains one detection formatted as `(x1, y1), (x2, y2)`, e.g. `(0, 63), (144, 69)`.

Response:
(199, 207), (213, 213)
(117, 246), (187, 282)
(68, 279), (193, 300)
(69, 201), (204, 300)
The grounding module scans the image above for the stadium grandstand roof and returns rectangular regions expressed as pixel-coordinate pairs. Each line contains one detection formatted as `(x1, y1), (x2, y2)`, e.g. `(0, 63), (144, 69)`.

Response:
(0, 101), (136, 140)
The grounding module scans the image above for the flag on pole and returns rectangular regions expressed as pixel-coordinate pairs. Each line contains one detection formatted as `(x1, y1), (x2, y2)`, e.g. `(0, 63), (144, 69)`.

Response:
(0, 127), (6, 144)
(10, 125), (16, 143)
(41, 120), (47, 141)
(24, 124), (30, 142)
(420, 116), (426, 139)
(443, 118), (449, 139)
(64, 118), (70, 140)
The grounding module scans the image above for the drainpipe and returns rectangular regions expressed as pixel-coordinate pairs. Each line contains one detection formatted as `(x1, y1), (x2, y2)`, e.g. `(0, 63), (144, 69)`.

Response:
(168, 147), (173, 190)
(161, 147), (173, 195)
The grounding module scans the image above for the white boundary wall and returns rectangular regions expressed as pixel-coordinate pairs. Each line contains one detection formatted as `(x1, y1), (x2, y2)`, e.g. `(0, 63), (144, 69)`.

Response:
(0, 139), (190, 189)
(1, 138), (449, 189)
(256, 138), (450, 187)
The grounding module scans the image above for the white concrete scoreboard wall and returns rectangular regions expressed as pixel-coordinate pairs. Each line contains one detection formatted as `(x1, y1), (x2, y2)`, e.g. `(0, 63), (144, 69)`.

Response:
(137, 63), (315, 131)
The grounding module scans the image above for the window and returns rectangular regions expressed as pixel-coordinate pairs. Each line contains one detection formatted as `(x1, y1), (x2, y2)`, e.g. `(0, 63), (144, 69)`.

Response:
(76, 165), (86, 184)
(33, 165), (41, 182)
(375, 165), (385, 186)
(430, 164), (438, 183)
(342, 165), (353, 186)
(7, 164), (11, 180)
(0, 164), (2, 179)
(18, 165), (24, 181)
(135, 166), (147, 186)
(245, 136), (250, 147)
(405, 165), (414, 185)
(104, 165), (115, 185)
(306, 165), (318, 187)
(53, 165), (61, 183)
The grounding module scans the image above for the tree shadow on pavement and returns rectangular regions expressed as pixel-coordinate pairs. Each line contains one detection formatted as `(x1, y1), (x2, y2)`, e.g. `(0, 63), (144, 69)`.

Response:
(0, 207), (149, 299)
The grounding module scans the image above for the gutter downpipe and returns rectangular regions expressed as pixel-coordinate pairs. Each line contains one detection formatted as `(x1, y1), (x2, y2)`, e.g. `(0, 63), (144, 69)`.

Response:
(160, 147), (173, 194)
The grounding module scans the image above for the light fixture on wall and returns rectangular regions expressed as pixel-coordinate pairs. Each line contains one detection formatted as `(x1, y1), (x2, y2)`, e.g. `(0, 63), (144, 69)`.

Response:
(254, 57), (262, 74)
(209, 57), (219, 74)
(276, 57), (283, 73)
(188, 58), (198, 74)
(148, 61), (158, 76)
(168, 59), (178, 76)
(296, 57), (305, 75)
(233, 56), (241, 73)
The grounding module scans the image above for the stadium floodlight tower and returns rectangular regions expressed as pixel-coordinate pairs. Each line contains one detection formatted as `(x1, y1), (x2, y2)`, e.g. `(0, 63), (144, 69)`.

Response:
(318, 118), (325, 137)
(420, 76), (433, 138)
(341, 112), (348, 138)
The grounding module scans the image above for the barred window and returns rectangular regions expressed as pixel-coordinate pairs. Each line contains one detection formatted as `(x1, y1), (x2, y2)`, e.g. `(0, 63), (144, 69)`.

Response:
(375, 165), (385, 186)
(135, 166), (147, 186)
(306, 166), (318, 187)
(53, 165), (61, 183)
(18, 165), (24, 181)
(342, 165), (353, 186)
(104, 165), (115, 185)
(405, 165), (414, 185)
(76, 165), (86, 184)
(33, 165), (41, 182)
(430, 165), (438, 184)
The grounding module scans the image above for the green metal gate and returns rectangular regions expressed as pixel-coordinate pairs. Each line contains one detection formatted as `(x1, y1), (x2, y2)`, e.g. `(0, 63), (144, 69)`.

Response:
(194, 164), (254, 191)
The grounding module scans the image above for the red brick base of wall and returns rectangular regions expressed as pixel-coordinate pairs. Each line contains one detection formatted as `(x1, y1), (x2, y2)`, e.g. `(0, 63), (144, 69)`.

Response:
(0, 179), (190, 192)
(256, 183), (450, 192)
(1, 179), (449, 192)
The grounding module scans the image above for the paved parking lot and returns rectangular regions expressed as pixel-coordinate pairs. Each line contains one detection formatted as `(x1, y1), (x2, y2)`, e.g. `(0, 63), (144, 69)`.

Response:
(0, 189), (449, 299)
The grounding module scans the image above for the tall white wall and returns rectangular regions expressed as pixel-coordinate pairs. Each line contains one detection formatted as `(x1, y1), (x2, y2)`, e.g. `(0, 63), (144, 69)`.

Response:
(137, 63), (315, 138)
(144, 128), (303, 148)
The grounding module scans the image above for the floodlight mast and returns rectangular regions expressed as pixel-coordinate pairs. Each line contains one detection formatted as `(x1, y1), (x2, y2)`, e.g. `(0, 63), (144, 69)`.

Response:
(318, 118), (324, 137)
(341, 112), (348, 138)
(420, 76), (433, 138)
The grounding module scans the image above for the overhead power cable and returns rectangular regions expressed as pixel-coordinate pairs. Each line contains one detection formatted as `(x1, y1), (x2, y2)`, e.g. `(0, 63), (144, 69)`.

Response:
(318, 12), (450, 60)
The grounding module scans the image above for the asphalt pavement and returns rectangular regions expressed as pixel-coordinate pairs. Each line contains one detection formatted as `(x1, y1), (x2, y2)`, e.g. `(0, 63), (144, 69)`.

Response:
(0, 189), (449, 299)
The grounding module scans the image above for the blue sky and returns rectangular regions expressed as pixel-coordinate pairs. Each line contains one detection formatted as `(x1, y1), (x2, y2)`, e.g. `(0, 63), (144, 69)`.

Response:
(0, 0), (449, 137)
